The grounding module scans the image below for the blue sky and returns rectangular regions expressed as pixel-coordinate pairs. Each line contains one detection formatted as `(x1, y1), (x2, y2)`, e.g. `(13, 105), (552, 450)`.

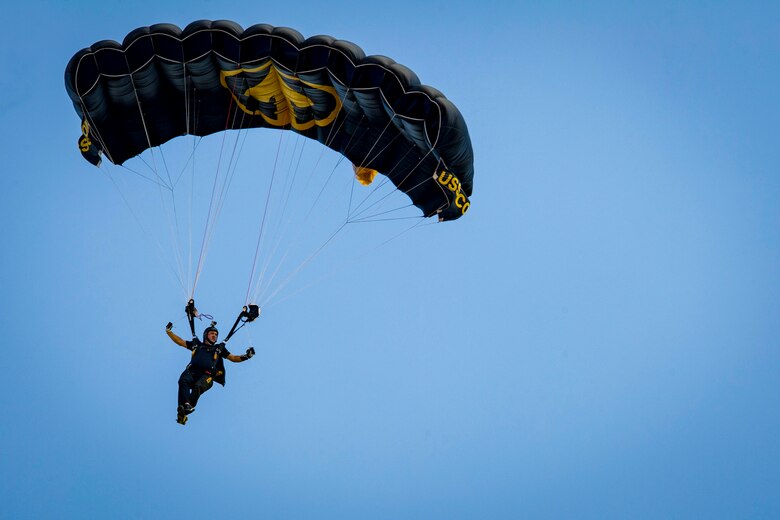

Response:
(2, 1), (779, 518)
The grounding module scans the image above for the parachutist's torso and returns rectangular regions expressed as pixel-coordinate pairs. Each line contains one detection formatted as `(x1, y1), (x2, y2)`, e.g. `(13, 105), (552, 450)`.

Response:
(185, 338), (230, 386)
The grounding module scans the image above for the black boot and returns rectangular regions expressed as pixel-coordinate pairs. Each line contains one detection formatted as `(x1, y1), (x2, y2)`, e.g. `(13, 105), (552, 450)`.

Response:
(176, 405), (188, 425)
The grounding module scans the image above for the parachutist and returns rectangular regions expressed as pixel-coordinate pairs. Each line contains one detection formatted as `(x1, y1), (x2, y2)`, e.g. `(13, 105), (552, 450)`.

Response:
(165, 321), (255, 426)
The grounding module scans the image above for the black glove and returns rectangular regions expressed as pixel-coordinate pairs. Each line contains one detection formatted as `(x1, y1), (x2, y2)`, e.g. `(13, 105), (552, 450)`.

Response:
(166, 322), (173, 331)
(242, 347), (255, 360)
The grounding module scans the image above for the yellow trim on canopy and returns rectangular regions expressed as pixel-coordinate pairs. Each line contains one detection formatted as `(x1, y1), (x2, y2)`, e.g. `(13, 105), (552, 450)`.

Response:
(221, 63), (342, 130)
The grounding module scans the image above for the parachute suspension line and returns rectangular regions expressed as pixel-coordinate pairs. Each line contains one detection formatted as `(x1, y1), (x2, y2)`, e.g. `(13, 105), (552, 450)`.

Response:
(212, 107), (251, 219)
(259, 220), (348, 308)
(121, 55), (166, 189)
(392, 146), (436, 193)
(280, 136), (307, 219)
(77, 87), (190, 295)
(171, 68), (203, 190)
(255, 93), (408, 308)
(295, 88), (352, 193)
(263, 173), (428, 306)
(345, 130), (406, 218)
(120, 52), (190, 290)
(213, 84), (252, 209)
(296, 104), (354, 196)
(250, 135), (317, 304)
(376, 212), (431, 242)
(113, 162), (170, 188)
(348, 130), (405, 202)
(253, 114), (357, 304)
(191, 90), (238, 296)
(191, 79), (253, 297)
(187, 97), (202, 294)
(147, 141), (189, 295)
(104, 165), (188, 299)
(187, 135), (195, 295)
(263, 217), (429, 311)
(347, 144), (419, 220)
(244, 130), (285, 306)
(253, 99), (368, 305)
(329, 90), (399, 219)
(308, 154), (348, 219)
(255, 122), (367, 305)
(347, 162), (357, 220)
(304, 116), (368, 221)
(344, 114), (398, 218)
(190, 136), (225, 296)
(199, 126), (248, 275)
(249, 135), (306, 295)
(157, 139), (177, 189)
(278, 135), (304, 222)
(361, 171), (436, 219)
(261, 212), (427, 310)
(347, 204), (418, 223)
(350, 147), (437, 222)
(362, 130), (404, 170)
(352, 113), (397, 172)
(180, 83), (200, 295)
(171, 137), (204, 189)
(261, 92), (353, 233)
(322, 86), (351, 148)
(160, 146), (189, 295)
(346, 116), (434, 221)
(260, 205), (429, 309)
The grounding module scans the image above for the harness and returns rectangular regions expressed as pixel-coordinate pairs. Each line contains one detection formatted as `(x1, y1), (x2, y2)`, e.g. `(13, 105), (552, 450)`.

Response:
(188, 341), (224, 383)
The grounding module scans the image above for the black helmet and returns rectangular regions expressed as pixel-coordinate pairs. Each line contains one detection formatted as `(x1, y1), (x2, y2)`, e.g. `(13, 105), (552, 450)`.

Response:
(203, 325), (219, 343)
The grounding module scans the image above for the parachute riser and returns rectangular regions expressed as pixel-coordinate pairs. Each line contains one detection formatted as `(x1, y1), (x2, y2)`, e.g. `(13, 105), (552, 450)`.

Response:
(223, 304), (261, 343)
(185, 299), (197, 339)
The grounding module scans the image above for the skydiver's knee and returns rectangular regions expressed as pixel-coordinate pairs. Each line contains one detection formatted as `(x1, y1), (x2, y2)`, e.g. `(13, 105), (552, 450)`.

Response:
(195, 376), (213, 394)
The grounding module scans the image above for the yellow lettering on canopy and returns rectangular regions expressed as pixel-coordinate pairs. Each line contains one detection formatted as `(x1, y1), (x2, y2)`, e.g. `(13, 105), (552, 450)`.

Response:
(436, 170), (471, 216)
(79, 120), (92, 151)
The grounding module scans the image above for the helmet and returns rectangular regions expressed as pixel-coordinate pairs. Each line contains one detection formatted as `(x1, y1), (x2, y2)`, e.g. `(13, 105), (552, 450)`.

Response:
(203, 325), (219, 343)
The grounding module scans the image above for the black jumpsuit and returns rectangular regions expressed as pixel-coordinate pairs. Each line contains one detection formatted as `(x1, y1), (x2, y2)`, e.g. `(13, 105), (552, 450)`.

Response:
(178, 339), (230, 408)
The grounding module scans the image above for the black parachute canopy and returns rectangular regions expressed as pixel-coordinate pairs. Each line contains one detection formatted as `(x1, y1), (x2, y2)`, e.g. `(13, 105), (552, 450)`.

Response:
(64, 20), (474, 220)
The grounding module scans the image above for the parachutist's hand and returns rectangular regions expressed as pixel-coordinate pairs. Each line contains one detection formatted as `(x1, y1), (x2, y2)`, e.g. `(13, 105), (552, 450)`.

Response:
(242, 347), (255, 361)
(166, 322), (173, 331)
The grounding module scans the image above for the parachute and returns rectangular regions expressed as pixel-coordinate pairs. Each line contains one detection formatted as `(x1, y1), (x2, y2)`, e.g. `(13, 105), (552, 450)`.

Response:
(64, 20), (474, 221)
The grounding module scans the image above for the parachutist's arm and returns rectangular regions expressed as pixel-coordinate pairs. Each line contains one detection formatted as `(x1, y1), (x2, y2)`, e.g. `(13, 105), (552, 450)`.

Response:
(166, 329), (188, 349)
(227, 347), (255, 363)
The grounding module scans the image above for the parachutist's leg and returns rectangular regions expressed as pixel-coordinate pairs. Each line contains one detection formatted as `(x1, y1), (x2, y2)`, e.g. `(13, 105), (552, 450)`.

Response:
(178, 369), (196, 407)
(190, 375), (214, 407)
